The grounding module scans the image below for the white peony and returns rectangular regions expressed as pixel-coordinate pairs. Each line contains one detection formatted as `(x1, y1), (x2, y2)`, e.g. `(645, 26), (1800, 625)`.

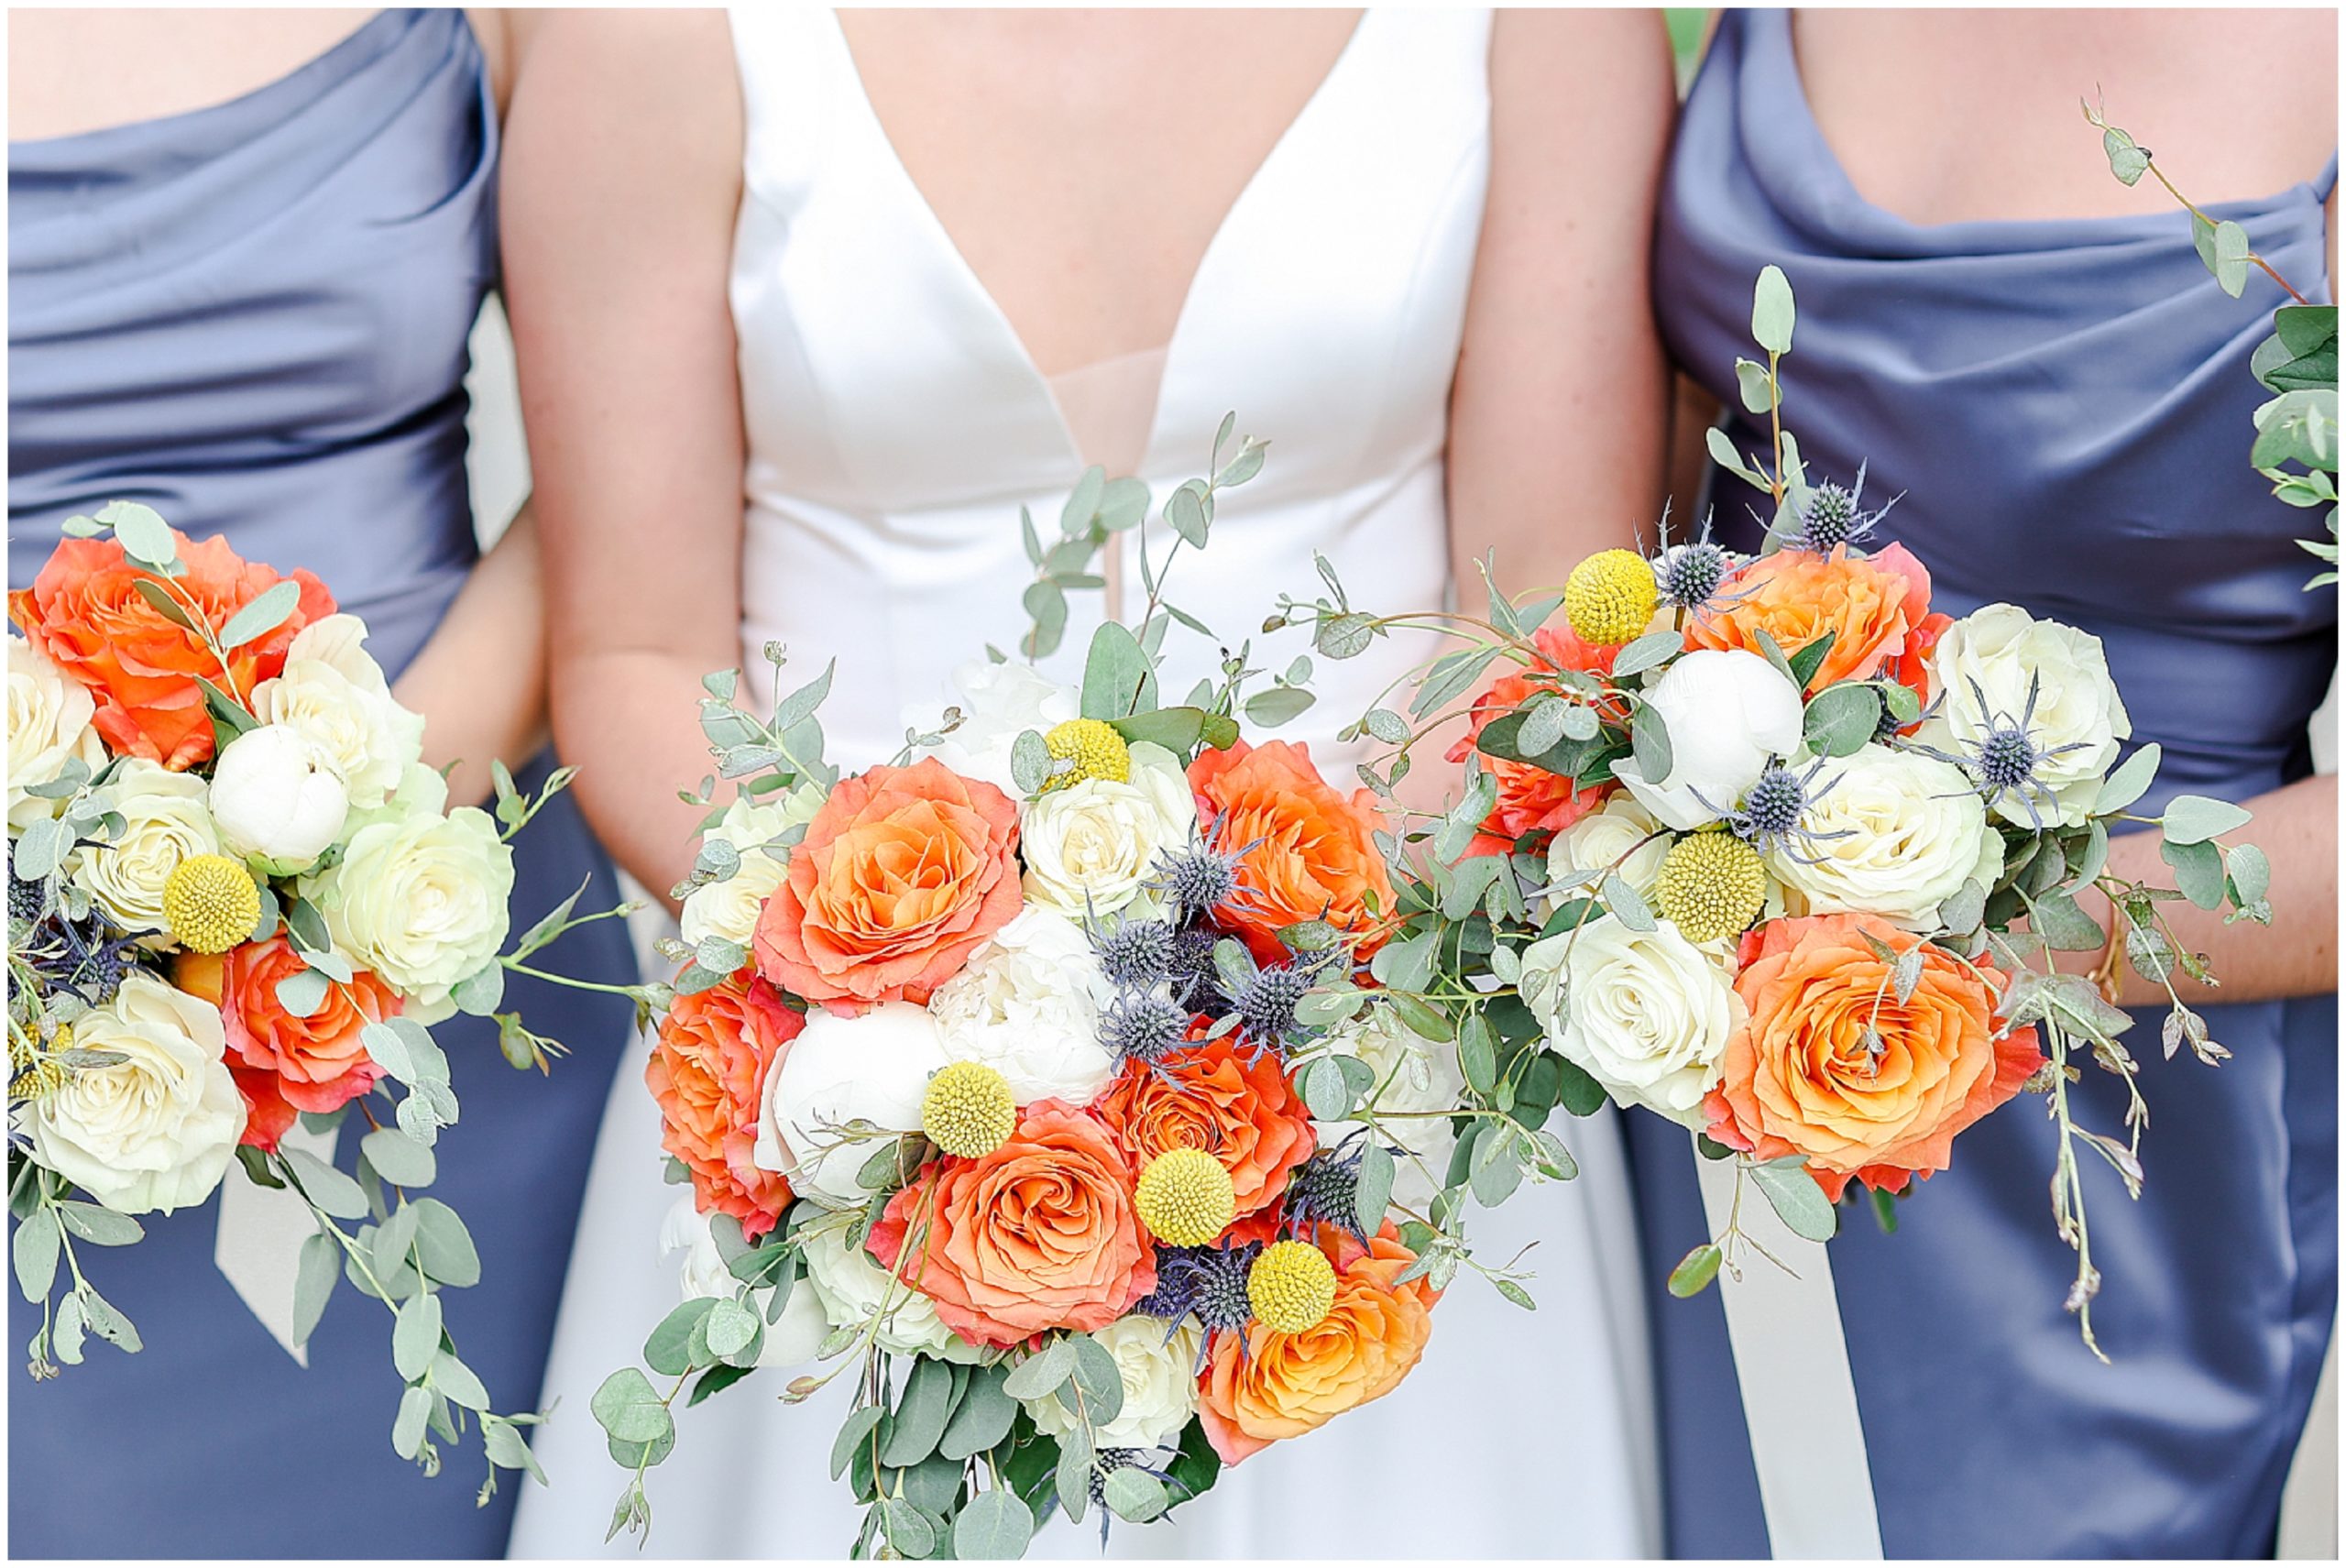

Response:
(307, 782), (513, 1019)
(65, 761), (219, 935)
(928, 907), (1115, 1105)
(1770, 743), (2002, 930)
(1520, 915), (1741, 1127)
(679, 787), (824, 950)
(798, 1212), (985, 1364)
(7, 634), (104, 830)
(919, 661), (1080, 796)
(1612, 650), (1805, 831)
(1018, 742), (1196, 919)
(1544, 794), (1672, 913)
(250, 614), (424, 810)
(1317, 999), (1465, 1212)
(208, 724), (350, 872)
(23, 974), (244, 1214)
(752, 1002), (948, 1208)
(1025, 1315), (1200, 1450)
(1914, 603), (2132, 829)
(657, 1196), (828, 1367)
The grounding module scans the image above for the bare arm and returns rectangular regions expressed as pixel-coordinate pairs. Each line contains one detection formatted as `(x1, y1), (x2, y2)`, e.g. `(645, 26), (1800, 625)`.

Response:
(500, 8), (745, 900)
(1446, 8), (1677, 603)
(392, 504), (545, 806)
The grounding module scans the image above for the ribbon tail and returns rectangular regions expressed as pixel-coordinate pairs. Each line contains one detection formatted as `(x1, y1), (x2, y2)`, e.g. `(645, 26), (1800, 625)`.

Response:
(214, 1120), (340, 1365)
(1693, 1139), (1884, 1559)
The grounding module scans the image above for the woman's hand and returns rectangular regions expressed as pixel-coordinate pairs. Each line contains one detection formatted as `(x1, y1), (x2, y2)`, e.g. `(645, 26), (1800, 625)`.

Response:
(499, 10), (747, 904)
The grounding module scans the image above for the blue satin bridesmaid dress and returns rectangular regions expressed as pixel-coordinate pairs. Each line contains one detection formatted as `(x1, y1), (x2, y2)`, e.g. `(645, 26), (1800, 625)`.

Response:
(1634, 11), (2337, 1557)
(7, 13), (631, 1556)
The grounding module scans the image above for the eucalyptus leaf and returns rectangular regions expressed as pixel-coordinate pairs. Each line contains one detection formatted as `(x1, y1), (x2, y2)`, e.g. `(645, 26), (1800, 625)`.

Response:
(2161, 793), (2253, 846)
(1802, 683), (1880, 758)
(392, 1291), (444, 1382)
(593, 1367), (674, 1445)
(953, 1490), (1036, 1559)
(1733, 357), (1777, 415)
(1750, 265), (1796, 356)
(2094, 743), (2163, 817)
(361, 1128), (437, 1190)
(216, 580), (302, 650)
(291, 1231), (341, 1346)
(1750, 1159), (1838, 1242)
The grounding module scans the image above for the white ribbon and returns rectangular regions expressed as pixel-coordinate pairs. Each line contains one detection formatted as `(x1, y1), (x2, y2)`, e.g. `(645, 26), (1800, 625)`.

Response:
(1694, 1142), (1884, 1559)
(214, 1119), (340, 1365)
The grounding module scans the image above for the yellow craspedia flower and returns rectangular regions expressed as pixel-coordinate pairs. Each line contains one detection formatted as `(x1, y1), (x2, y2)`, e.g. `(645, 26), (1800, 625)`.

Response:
(10, 1025), (69, 1103)
(1248, 1238), (1338, 1334)
(1135, 1147), (1237, 1246)
(1040, 718), (1131, 792)
(161, 854), (260, 954)
(921, 1061), (1017, 1158)
(1564, 549), (1661, 647)
(1652, 831), (1768, 945)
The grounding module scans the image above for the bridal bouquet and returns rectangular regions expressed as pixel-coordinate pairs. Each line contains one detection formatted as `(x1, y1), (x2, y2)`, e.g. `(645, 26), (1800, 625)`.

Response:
(1280, 269), (2270, 1355)
(597, 422), (1562, 1557)
(7, 505), (630, 1494)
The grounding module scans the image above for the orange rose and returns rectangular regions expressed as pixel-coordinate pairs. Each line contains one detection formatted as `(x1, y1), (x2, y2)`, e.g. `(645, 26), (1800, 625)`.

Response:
(10, 530), (334, 769)
(646, 973), (803, 1239)
(223, 933), (392, 1123)
(1445, 627), (1619, 857)
(867, 1100), (1155, 1347)
(1689, 543), (1940, 699)
(753, 758), (1022, 1012)
(1189, 740), (1395, 962)
(1197, 1223), (1440, 1464)
(1098, 1035), (1316, 1224)
(1704, 914), (2043, 1201)
(173, 949), (300, 1152)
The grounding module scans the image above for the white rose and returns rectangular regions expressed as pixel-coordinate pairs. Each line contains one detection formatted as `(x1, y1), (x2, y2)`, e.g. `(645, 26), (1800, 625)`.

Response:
(1520, 915), (1741, 1127)
(1545, 795), (1672, 913)
(1019, 742), (1196, 918)
(919, 661), (1080, 796)
(657, 1196), (828, 1367)
(799, 1212), (983, 1364)
(752, 1003), (948, 1208)
(24, 974), (243, 1214)
(1915, 604), (2132, 829)
(679, 787), (823, 950)
(65, 761), (219, 934)
(250, 615), (424, 810)
(1025, 1315), (1200, 1450)
(208, 724), (350, 873)
(928, 908), (1115, 1105)
(1317, 999), (1465, 1212)
(7, 634), (104, 830)
(1769, 744), (2002, 929)
(1612, 650), (1805, 831)
(309, 801), (513, 1019)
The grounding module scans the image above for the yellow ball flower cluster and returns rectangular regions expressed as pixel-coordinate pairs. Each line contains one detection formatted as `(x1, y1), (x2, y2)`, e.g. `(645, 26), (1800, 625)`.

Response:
(920, 1061), (1017, 1158)
(1135, 1147), (1237, 1246)
(1040, 718), (1131, 792)
(1564, 549), (1661, 646)
(161, 854), (260, 955)
(1248, 1238), (1339, 1334)
(1653, 831), (1768, 945)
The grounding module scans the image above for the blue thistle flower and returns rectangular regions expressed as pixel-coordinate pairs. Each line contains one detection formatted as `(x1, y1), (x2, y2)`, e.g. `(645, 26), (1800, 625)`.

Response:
(1695, 758), (1853, 865)
(1091, 917), (1177, 992)
(1907, 675), (2096, 832)
(1101, 990), (1189, 1065)
(1145, 831), (1246, 923)
(1284, 1145), (1372, 1245)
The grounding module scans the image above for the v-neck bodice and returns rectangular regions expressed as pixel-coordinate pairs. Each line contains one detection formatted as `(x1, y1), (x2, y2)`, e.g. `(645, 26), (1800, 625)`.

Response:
(725, 5), (1494, 767)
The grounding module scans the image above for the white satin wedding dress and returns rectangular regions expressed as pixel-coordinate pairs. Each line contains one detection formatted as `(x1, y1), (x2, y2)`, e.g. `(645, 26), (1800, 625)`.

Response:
(512, 7), (1659, 1557)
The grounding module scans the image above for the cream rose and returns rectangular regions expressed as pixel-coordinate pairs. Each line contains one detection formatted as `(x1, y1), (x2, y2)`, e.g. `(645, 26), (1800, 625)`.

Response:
(657, 1196), (828, 1366)
(1915, 603), (2132, 829)
(1769, 743), (2001, 929)
(1018, 741), (1196, 918)
(65, 761), (219, 935)
(1520, 915), (1741, 1127)
(7, 634), (104, 830)
(307, 782), (513, 1019)
(1612, 650), (1805, 831)
(751, 1002), (947, 1208)
(928, 907), (1115, 1105)
(679, 787), (824, 950)
(251, 615), (425, 809)
(1026, 1315), (1201, 1450)
(1317, 999), (1465, 1212)
(798, 1211), (984, 1365)
(209, 724), (350, 872)
(919, 661), (1080, 797)
(24, 974), (244, 1214)
(1545, 794), (1672, 912)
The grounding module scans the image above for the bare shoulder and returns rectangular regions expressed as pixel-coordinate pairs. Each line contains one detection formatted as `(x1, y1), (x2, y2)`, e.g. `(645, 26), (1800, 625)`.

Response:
(506, 6), (741, 188)
(1487, 9), (1673, 161)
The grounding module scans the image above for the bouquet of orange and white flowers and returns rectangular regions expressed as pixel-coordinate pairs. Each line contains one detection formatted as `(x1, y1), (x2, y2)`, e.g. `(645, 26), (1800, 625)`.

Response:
(7, 504), (635, 1493)
(598, 422), (1565, 1557)
(1279, 269), (2270, 1355)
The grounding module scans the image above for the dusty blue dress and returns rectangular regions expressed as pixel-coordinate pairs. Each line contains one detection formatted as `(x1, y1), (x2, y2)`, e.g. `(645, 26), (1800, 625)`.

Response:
(1634, 10), (2338, 1558)
(7, 12), (631, 1556)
